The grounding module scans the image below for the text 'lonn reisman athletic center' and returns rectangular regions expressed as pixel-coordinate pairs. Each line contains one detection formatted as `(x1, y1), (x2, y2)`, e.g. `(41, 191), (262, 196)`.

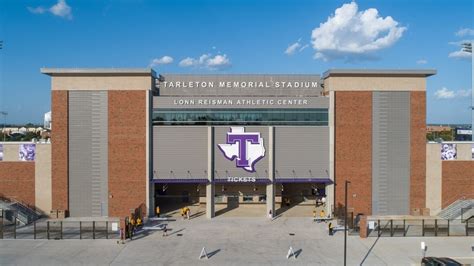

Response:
(1, 68), (473, 229)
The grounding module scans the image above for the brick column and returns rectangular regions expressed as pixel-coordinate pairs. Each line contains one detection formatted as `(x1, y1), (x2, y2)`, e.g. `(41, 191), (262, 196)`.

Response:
(51, 90), (69, 212)
(359, 215), (368, 238)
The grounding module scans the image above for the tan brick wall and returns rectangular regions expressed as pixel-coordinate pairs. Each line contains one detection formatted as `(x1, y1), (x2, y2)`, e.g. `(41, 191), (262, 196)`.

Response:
(410, 91), (426, 211)
(441, 161), (474, 208)
(51, 75), (153, 91)
(324, 76), (426, 92)
(51, 90), (69, 211)
(0, 162), (36, 207)
(108, 91), (147, 218)
(335, 91), (372, 215)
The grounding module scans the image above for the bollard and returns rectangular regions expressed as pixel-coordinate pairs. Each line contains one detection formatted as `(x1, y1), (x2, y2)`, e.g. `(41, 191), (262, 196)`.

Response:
(34, 220), (36, 239)
(79, 221), (82, 240)
(47, 221), (50, 239)
(60, 221), (63, 239)
(378, 219), (381, 236)
(390, 220), (393, 237)
(14, 217), (17, 239)
(403, 219), (406, 237)
(434, 219), (437, 237)
(93, 221), (96, 239)
(106, 221), (109, 239)
(466, 219), (469, 236)
(0, 210), (3, 239)
(447, 220), (450, 236)
(422, 220), (425, 236)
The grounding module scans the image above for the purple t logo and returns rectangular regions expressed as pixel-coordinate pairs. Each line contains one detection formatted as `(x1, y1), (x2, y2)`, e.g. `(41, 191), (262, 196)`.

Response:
(218, 127), (265, 172)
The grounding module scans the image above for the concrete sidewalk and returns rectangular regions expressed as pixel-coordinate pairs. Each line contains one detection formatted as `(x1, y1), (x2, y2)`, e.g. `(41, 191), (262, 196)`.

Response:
(1, 217), (473, 265)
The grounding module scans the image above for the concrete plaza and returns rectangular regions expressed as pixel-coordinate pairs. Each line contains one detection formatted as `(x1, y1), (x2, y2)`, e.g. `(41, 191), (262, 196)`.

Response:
(0, 217), (473, 265)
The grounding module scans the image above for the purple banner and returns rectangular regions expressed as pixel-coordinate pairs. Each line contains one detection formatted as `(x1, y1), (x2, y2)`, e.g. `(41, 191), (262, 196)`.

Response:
(19, 144), (36, 161)
(441, 144), (457, 160)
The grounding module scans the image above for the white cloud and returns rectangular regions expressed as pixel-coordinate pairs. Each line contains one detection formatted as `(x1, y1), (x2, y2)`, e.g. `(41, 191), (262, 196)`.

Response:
(179, 53), (231, 70)
(285, 39), (309, 56)
(150, 56), (174, 67)
(27, 6), (47, 14)
(299, 44), (309, 52)
(456, 89), (472, 97)
(206, 54), (231, 69)
(455, 28), (474, 37)
(28, 0), (72, 20)
(285, 40), (302, 55)
(311, 2), (406, 61)
(416, 59), (428, 64)
(448, 50), (472, 59)
(179, 57), (198, 67)
(435, 87), (472, 99)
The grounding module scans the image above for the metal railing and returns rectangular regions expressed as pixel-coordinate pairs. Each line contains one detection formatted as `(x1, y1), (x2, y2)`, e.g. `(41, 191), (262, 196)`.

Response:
(0, 218), (120, 240)
(366, 218), (473, 237)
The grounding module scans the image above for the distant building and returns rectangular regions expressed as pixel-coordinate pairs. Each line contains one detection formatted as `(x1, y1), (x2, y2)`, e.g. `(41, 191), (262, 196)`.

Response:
(455, 127), (472, 141)
(427, 125), (452, 133)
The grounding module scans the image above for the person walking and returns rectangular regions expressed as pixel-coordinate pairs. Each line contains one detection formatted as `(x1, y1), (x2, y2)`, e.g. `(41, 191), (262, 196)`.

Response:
(328, 222), (334, 236)
(162, 224), (168, 237)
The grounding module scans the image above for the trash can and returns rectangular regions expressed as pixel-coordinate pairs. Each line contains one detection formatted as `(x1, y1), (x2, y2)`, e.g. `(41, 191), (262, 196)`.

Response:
(57, 210), (66, 219)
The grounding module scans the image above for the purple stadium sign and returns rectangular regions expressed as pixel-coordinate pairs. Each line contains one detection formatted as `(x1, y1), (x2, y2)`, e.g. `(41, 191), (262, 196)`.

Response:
(218, 127), (265, 172)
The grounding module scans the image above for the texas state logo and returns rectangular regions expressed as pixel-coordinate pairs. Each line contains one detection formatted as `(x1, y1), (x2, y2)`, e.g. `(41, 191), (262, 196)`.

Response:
(218, 127), (265, 172)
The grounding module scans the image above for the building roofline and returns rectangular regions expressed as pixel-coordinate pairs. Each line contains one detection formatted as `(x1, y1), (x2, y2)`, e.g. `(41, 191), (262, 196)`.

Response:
(322, 69), (437, 79)
(41, 68), (156, 77)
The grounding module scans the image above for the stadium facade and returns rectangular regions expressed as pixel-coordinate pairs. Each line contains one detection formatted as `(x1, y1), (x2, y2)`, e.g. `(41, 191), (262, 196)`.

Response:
(1, 68), (473, 221)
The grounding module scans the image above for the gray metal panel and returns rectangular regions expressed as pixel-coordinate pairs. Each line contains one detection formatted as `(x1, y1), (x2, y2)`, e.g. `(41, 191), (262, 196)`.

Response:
(69, 91), (108, 217)
(372, 92), (410, 215)
(214, 126), (269, 179)
(153, 127), (208, 179)
(274, 127), (329, 179)
(157, 74), (322, 96)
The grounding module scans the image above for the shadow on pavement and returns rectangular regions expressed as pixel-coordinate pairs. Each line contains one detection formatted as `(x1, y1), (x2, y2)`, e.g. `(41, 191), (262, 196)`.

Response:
(294, 248), (302, 259)
(359, 235), (381, 265)
(207, 249), (221, 258)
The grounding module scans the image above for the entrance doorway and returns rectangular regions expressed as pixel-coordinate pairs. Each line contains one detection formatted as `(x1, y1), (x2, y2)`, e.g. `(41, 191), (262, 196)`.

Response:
(214, 184), (266, 217)
(276, 183), (327, 217)
(154, 183), (206, 219)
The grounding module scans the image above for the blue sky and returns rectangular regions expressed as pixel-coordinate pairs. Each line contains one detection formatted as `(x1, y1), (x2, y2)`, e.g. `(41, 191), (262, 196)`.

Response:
(0, 0), (472, 124)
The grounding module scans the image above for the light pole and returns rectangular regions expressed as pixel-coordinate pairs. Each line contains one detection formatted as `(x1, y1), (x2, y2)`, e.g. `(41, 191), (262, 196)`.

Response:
(0, 111), (7, 142)
(461, 42), (473, 141)
(344, 180), (351, 266)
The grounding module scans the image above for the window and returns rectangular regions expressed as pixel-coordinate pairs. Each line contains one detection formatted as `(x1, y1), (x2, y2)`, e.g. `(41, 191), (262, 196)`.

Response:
(152, 108), (328, 126)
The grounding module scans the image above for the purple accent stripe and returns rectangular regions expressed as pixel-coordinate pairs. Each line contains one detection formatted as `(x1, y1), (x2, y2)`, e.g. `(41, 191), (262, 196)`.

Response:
(152, 179), (209, 184)
(151, 178), (332, 184)
(275, 178), (333, 184)
(214, 179), (272, 184)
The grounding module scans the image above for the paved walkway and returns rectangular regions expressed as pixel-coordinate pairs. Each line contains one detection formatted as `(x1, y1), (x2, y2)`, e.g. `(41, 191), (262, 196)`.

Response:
(1, 217), (473, 265)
